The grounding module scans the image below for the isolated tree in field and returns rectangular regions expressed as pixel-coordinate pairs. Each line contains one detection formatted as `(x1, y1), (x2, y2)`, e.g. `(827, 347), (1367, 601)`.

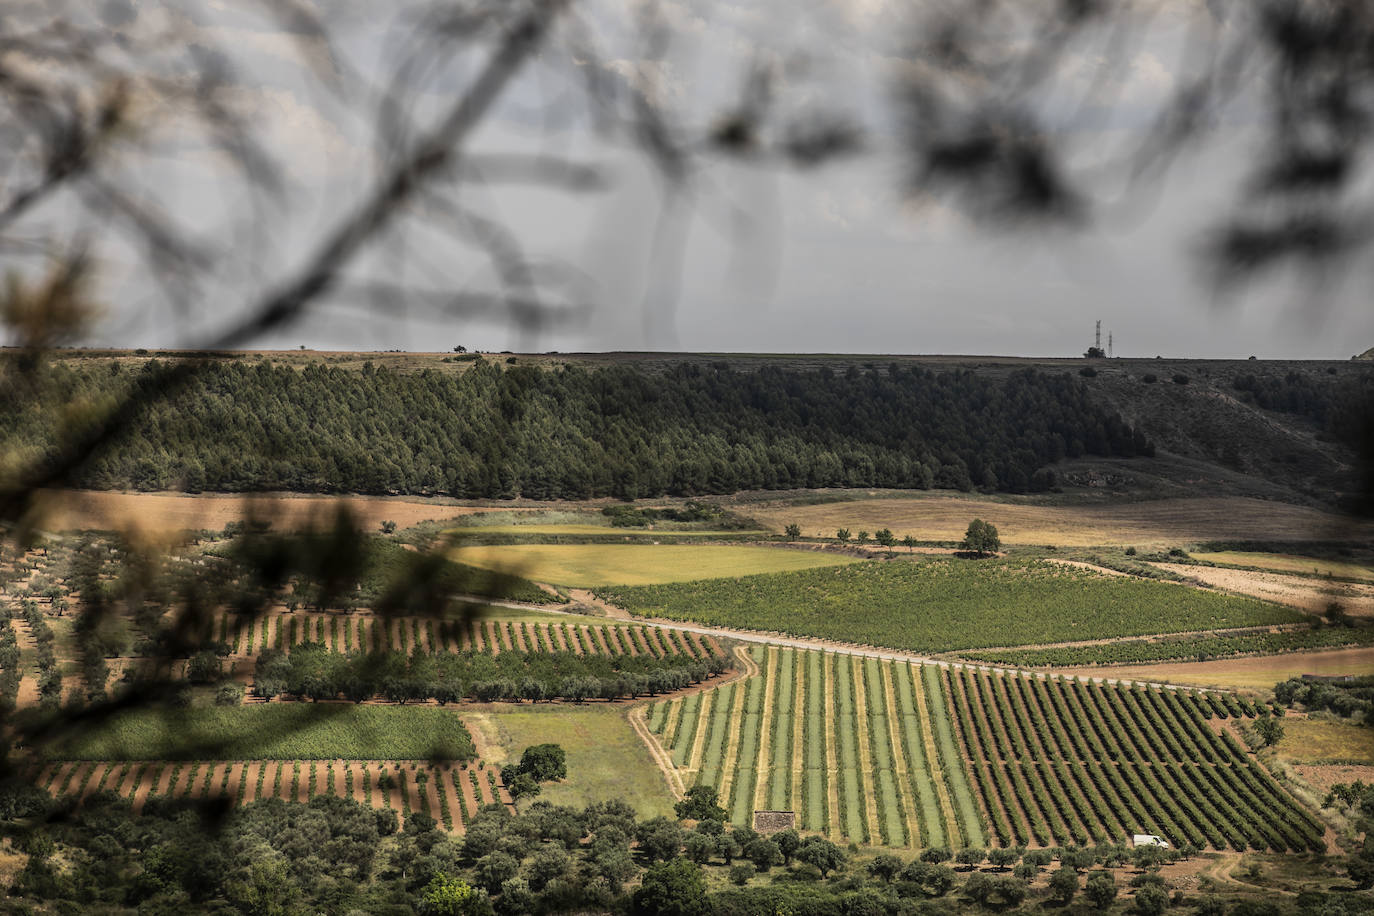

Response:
(836, 529), (851, 543)
(518, 744), (567, 782)
(875, 528), (895, 553)
(784, 524), (802, 538)
(901, 535), (917, 553)
(857, 530), (871, 545)
(1254, 716), (1285, 747)
(961, 518), (1001, 556)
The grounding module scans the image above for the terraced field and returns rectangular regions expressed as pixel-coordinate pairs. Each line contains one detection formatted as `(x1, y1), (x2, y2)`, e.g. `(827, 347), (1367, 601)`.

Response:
(27, 758), (512, 832)
(213, 613), (722, 661)
(647, 648), (1323, 852)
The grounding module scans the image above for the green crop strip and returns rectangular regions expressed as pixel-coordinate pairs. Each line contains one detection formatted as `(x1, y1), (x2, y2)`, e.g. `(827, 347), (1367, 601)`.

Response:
(44, 705), (476, 761)
(599, 558), (1302, 653)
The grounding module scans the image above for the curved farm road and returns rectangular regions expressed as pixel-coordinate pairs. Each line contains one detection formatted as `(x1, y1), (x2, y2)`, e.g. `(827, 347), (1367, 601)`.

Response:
(629, 707), (686, 801)
(631, 644), (761, 803)
(496, 594), (1223, 693)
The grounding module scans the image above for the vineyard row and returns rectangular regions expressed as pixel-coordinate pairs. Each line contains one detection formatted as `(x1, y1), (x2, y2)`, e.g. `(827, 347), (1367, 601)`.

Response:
(28, 759), (512, 833)
(210, 614), (719, 660)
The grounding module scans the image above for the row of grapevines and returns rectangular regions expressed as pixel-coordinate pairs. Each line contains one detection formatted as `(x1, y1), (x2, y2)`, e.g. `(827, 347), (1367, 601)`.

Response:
(958, 625), (1374, 668)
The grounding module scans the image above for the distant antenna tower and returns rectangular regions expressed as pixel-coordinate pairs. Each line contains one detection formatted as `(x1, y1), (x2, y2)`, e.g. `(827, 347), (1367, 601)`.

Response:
(1108, 333), (1113, 358)
(1095, 320), (1101, 351)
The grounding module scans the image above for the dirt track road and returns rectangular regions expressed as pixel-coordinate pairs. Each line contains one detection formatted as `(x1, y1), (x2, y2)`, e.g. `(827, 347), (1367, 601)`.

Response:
(473, 593), (1230, 694)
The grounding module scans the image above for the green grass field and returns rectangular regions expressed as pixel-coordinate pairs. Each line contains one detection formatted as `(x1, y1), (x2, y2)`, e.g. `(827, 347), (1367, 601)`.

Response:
(1275, 718), (1374, 765)
(1191, 551), (1374, 582)
(448, 544), (858, 587)
(465, 704), (676, 817)
(42, 705), (476, 761)
(600, 558), (1305, 652)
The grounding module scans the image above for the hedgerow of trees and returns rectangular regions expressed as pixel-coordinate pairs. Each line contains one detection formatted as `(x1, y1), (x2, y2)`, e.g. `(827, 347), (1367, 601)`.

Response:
(251, 643), (733, 705)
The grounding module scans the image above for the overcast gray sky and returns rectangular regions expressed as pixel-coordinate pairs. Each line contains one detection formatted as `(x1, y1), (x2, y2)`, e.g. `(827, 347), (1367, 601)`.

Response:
(20, 0), (1374, 359)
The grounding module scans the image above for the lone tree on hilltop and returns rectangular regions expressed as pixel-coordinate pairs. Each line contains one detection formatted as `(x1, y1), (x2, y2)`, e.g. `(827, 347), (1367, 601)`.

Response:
(961, 519), (1001, 557)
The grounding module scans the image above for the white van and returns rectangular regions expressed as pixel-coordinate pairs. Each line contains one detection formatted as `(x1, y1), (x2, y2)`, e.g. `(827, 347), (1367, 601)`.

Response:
(1132, 834), (1170, 848)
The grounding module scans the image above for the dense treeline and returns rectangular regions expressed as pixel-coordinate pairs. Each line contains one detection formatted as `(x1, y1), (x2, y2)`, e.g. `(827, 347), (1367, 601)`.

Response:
(1231, 369), (1374, 453)
(3, 359), (1151, 499)
(6, 785), (1366, 915)
(10, 791), (1374, 916)
(1274, 675), (1374, 722)
(251, 643), (734, 704)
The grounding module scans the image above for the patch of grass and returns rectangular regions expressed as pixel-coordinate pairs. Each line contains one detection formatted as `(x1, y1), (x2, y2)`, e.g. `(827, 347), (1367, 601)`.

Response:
(466, 704), (675, 817)
(599, 558), (1305, 652)
(1191, 551), (1374, 582)
(1275, 718), (1374, 765)
(362, 538), (563, 605)
(448, 544), (858, 588)
(43, 704), (476, 761)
